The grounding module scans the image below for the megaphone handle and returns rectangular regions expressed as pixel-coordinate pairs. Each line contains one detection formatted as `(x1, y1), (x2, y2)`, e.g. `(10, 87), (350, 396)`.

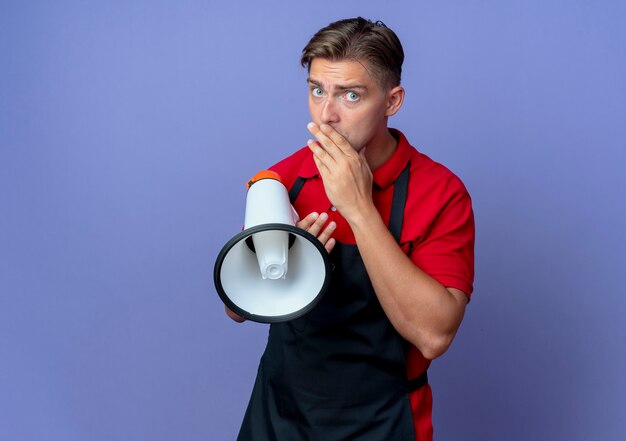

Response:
(245, 233), (297, 253)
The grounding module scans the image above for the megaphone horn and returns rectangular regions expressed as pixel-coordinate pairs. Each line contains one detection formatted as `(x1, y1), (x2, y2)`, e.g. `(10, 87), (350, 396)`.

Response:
(214, 171), (331, 323)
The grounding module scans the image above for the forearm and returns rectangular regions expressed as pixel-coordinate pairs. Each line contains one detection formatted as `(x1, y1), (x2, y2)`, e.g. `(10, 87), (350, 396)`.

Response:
(349, 205), (467, 359)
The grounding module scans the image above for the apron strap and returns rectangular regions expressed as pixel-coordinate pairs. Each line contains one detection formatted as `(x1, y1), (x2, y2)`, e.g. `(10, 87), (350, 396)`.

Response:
(289, 177), (307, 204)
(407, 371), (428, 392)
(388, 162), (411, 243)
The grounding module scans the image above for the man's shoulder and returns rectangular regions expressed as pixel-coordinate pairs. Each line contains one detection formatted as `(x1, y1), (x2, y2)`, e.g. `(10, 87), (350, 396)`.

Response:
(408, 146), (469, 198)
(270, 146), (310, 171)
(392, 129), (467, 194)
(268, 146), (313, 188)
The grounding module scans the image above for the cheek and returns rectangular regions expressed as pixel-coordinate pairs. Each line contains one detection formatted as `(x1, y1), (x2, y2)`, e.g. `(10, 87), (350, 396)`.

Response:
(348, 108), (378, 131)
(345, 109), (384, 143)
(308, 99), (322, 121)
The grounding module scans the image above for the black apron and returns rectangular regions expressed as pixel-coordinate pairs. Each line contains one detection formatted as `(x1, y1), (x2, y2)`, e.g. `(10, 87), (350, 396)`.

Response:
(237, 163), (427, 441)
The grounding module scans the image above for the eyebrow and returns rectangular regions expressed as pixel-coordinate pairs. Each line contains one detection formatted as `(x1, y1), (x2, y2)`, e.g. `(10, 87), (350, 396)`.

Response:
(307, 78), (367, 91)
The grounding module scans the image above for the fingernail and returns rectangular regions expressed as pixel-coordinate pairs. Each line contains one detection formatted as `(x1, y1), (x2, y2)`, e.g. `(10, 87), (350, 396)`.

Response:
(307, 122), (315, 130)
(328, 221), (336, 230)
(319, 212), (328, 221)
(311, 212), (319, 219)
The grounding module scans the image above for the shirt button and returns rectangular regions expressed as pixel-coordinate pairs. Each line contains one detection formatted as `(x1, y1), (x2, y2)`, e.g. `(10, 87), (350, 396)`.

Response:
(330, 206), (337, 211)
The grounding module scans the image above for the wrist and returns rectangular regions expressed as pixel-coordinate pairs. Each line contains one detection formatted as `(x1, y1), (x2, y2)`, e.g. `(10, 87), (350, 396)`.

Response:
(345, 202), (382, 235)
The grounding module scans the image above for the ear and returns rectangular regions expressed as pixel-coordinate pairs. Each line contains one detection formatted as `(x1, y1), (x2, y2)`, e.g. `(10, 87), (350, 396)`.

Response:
(385, 86), (405, 117)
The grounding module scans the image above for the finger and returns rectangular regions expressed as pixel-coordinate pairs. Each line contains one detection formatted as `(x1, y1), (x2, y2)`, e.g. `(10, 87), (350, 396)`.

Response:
(316, 220), (336, 245)
(311, 150), (330, 178)
(305, 212), (329, 237)
(307, 138), (334, 167)
(318, 123), (356, 156)
(324, 237), (336, 254)
(307, 122), (343, 160)
(295, 212), (320, 230)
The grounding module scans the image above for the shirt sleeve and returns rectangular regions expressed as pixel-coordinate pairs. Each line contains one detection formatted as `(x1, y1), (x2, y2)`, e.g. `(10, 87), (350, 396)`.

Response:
(268, 148), (309, 191)
(408, 178), (475, 299)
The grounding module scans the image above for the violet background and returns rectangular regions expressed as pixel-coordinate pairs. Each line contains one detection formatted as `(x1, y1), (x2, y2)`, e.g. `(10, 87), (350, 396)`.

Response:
(1, 1), (625, 440)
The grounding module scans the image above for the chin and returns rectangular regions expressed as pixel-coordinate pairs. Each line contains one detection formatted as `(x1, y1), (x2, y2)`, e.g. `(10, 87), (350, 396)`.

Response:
(349, 138), (366, 152)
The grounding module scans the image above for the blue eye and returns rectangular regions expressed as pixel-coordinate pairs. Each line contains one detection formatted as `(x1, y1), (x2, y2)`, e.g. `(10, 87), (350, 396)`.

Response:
(312, 87), (324, 97)
(345, 91), (360, 102)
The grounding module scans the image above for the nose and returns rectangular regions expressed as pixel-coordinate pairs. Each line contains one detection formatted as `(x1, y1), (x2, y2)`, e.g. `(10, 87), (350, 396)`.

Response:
(320, 98), (340, 125)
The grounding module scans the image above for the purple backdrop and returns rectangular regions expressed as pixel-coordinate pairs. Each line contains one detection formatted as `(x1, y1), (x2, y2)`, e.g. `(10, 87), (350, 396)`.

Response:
(1, 1), (625, 440)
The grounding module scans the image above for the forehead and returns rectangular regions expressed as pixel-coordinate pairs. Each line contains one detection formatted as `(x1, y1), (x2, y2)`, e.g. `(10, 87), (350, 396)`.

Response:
(308, 58), (377, 88)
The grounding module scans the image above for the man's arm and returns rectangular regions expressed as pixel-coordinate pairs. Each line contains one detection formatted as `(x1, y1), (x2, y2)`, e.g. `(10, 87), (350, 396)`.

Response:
(349, 207), (467, 360)
(307, 122), (467, 360)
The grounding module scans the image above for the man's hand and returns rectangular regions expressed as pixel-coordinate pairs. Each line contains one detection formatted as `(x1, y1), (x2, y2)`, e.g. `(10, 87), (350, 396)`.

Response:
(224, 210), (336, 324)
(306, 122), (374, 224)
(296, 211), (336, 253)
(225, 306), (246, 323)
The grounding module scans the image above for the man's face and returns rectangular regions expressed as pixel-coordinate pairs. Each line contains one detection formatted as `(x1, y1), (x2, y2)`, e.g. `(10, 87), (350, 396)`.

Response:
(307, 58), (391, 151)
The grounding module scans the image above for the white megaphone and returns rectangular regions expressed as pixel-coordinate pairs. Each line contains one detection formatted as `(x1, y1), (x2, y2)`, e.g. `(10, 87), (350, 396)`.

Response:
(214, 170), (331, 323)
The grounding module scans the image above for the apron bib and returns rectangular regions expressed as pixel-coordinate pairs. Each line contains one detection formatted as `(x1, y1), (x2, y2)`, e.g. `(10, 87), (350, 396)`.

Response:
(237, 163), (425, 441)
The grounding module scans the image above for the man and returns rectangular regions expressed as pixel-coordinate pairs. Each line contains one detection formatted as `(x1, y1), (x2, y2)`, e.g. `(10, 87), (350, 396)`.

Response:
(226, 17), (474, 441)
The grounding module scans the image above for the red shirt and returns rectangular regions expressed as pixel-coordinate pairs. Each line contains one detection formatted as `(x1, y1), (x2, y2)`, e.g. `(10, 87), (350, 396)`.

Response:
(270, 129), (475, 441)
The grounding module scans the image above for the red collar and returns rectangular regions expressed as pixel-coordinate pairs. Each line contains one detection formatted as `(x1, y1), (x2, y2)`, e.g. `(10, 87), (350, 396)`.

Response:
(295, 129), (413, 190)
